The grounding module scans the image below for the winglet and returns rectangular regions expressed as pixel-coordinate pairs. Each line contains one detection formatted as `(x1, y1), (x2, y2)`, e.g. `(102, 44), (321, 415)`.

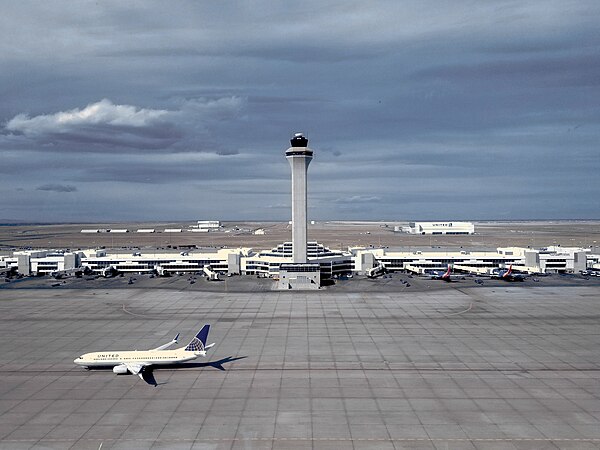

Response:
(151, 333), (181, 351)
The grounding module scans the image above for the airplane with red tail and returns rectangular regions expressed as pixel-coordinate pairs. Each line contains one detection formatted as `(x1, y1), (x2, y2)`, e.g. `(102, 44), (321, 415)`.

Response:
(493, 265), (525, 282)
(428, 265), (461, 282)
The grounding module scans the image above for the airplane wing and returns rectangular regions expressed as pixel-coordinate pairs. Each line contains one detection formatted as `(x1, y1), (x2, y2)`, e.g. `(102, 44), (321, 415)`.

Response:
(125, 363), (146, 375)
(125, 362), (158, 386)
(150, 333), (179, 351)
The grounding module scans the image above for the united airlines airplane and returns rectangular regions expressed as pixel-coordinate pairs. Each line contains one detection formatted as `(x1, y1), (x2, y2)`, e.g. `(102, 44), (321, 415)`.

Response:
(74, 325), (215, 385)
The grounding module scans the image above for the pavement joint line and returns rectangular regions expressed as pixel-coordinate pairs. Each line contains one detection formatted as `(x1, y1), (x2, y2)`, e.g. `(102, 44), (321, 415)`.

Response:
(445, 302), (473, 316)
(121, 303), (162, 319)
(4, 438), (600, 443)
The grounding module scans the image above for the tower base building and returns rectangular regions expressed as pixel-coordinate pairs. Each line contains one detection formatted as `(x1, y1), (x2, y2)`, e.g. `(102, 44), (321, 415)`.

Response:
(276, 263), (321, 290)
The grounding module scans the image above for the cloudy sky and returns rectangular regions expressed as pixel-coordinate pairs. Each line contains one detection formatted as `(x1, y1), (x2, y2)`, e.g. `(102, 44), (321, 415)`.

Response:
(1, 1), (598, 222)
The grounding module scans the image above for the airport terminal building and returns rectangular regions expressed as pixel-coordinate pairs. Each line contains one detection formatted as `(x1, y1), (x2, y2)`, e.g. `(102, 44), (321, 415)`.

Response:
(1, 244), (593, 280)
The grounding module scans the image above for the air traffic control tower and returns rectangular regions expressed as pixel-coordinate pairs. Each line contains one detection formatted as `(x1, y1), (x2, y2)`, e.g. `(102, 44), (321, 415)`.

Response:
(286, 133), (313, 263)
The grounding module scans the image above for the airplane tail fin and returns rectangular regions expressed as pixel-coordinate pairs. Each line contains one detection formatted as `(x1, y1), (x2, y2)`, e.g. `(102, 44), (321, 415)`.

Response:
(185, 325), (211, 352)
(444, 265), (451, 277)
(506, 265), (513, 276)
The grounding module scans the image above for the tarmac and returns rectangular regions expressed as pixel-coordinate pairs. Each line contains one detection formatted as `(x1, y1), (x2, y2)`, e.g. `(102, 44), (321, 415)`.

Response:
(0, 280), (599, 449)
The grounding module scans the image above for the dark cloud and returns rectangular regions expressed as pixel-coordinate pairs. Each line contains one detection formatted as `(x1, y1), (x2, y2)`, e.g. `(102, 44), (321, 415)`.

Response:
(333, 196), (382, 204)
(0, 1), (598, 221)
(414, 54), (600, 88)
(36, 184), (77, 193)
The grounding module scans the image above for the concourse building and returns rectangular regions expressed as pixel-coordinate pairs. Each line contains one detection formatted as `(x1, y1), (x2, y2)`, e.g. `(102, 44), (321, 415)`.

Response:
(1, 245), (592, 279)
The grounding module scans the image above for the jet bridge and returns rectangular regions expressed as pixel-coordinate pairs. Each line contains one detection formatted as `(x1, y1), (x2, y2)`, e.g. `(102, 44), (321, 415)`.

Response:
(453, 264), (493, 276)
(203, 265), (220, 281)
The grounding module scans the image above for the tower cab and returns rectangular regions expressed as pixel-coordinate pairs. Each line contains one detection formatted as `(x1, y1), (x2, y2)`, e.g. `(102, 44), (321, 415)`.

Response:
(290, 132), (308, 147)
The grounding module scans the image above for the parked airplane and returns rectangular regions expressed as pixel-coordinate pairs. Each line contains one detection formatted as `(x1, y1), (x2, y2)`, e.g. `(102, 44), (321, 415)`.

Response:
(493, 265), (525, 282)
(428, 265), (461, 282)
(74, 325), (215, 386)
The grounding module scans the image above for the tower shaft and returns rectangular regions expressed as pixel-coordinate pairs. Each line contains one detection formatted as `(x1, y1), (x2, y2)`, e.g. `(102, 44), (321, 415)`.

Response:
(288, 156), (311, 262)
(286, 133), (313, 264)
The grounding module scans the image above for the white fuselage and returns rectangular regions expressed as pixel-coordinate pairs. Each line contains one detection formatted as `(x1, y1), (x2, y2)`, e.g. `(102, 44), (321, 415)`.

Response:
(74, 348), (204, 368)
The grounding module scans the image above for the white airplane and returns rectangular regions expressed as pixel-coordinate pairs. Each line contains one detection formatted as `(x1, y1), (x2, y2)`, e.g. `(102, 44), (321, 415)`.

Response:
(491, 265), (525, 282)
(427, 265), (462, 282)
(74, 325), (215, 385)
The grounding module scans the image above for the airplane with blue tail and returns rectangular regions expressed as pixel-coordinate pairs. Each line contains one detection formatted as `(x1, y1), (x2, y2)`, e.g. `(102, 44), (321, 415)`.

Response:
(74, 325), (215, 385)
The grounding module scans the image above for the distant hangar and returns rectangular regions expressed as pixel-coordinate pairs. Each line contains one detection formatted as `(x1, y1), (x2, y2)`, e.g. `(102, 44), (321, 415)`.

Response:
(399, 221), (475, 235)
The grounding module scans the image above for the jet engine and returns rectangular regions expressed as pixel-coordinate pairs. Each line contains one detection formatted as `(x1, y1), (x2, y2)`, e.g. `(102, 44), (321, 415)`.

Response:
(112, 364), (129, 375)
